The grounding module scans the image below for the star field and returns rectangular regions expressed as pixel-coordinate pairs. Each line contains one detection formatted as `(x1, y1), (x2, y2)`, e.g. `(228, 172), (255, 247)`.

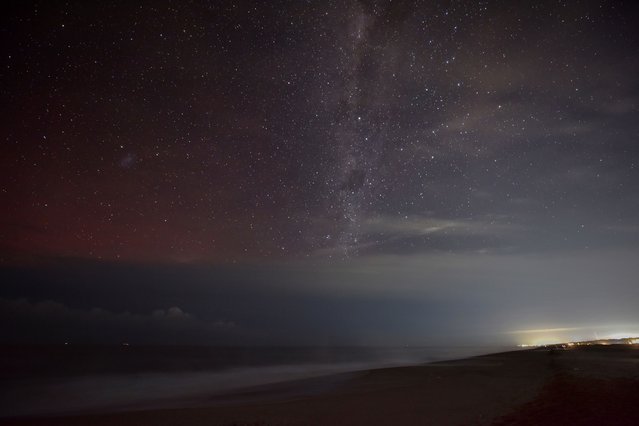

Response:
(2, 0), (639, 263)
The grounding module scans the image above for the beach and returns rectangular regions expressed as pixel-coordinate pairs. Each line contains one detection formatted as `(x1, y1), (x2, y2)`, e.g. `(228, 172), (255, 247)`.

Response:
(3, 344), (638, 425)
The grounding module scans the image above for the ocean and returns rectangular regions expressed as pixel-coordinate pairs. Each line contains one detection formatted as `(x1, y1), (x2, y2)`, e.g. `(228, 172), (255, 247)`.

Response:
(0, 345), (514, 417)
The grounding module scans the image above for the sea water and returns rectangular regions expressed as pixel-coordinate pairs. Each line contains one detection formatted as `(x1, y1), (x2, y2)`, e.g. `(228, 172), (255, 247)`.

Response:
(0, 345), (513, 417)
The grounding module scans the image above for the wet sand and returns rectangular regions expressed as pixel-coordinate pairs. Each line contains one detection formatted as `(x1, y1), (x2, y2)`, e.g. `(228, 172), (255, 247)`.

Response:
(2, 344), (638, 426)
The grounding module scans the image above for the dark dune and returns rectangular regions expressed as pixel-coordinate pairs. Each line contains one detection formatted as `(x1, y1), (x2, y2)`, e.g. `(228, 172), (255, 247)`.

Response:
(2, 344), (638, 426)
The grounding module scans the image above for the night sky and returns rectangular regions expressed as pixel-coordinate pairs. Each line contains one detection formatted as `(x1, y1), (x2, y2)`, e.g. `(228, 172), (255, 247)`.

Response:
(2, 1), (639, 346)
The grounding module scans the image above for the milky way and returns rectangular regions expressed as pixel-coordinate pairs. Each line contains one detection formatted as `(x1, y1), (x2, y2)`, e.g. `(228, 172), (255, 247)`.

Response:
(2, 0), (639, 263)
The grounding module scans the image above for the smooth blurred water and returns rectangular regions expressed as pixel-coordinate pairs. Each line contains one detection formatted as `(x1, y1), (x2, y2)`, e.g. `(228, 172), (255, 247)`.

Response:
(1, 345), (514, 417)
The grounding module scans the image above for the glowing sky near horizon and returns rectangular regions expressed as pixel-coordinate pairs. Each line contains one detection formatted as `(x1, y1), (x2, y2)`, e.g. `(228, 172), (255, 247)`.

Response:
(510, 325), (639, 346)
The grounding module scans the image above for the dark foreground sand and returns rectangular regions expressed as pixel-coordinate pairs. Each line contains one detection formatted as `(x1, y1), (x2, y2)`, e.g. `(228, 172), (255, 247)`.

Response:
(3, 345), (639, 426)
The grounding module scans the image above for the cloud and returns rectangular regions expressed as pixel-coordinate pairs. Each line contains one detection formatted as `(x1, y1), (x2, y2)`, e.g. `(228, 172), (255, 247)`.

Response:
(313, 214), (523, 256)
(2, 248), (639, 346)
(152, 306), (192, 319)
(362, 215), (518, 237)
(0, 298), (236, 344)
(0, 298), (197, 323)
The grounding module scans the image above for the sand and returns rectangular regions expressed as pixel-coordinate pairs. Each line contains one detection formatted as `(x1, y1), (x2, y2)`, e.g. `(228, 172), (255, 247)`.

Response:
(2, 345), (638, 426)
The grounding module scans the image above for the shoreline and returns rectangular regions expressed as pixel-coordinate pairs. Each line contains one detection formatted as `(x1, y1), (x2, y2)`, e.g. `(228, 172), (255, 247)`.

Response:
(2, 344), (639, 425)
(0, 344), (511, 418)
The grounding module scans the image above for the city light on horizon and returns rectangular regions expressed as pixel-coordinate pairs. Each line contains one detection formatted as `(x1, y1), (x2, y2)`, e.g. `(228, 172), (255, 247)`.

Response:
(508, 325), (639, 347)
